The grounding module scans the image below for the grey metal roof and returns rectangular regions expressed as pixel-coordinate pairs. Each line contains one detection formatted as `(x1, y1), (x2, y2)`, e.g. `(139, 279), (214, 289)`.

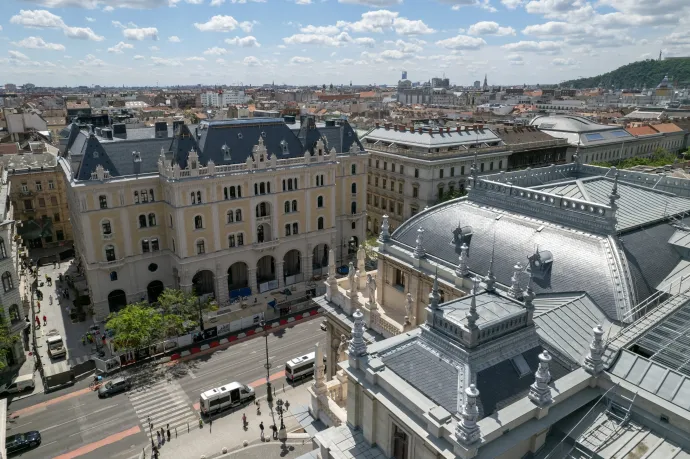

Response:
(610, 350), (690, 410)
(439, 292), (525, 329)
(363, 126), (502, 148)
(391, 201), (624, 320)
(530, 115), (622, 133)
(534, 181), (586, 200)
(669, 228), (690, 249)
(534, 293), (617, 366)
(658, 260), (690, 293)
(532, 292), (589, 316)
(381, 342), (460, 414)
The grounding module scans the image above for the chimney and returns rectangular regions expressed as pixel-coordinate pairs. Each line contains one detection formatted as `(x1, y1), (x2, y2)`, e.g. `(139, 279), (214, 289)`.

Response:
(457, 126), (461, 132)
(418, 127), (423, 134)
(375, 122), (380, 128)
(477, 124), (483, 130)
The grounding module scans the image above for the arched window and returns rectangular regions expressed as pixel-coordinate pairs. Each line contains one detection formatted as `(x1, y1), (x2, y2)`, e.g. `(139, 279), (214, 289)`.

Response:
(0, 238), (6, 259)
(257, 225), (265, 242)
(318, 217), (324, 230)
(291, 200), (298, 212)
(254, 183), (258, 195)
(267, 182), (271, 193)
(150, 189), (155, 202)
(196, 240), (205, 255)
(282, 180), (286, 192)
(228, 234), (236, 247)
(237, 233), (244, 245)
(294, 178), (298, 189)
(142, 239), (150, 253)
(284, 201), (290, 214)
(9, 304), (20, 324)
(351, 202), (357, 214)
(110, 271), (118, 281)
(99, 195), (108, 209)
(227, 210), (234, 223)
(134, 191), (139, 204)
(237, 186), (242, 198)
(102, 220), (112, 235)
(260, 183), (266, 194)
(195, 216), (203, 229)
(285, 224), (291, 237)
(141, 189), (149, 203)
(351, 183), (357, 194)
(2, 272), (13, 292)
(229, 186), (236, 199)
(196, 191), (202, 203)
(224, 187), (229, 200)
(351, 164), (356, 175)
(105, 245), (116, 261)
(292, 223), (298, 235)
(235, 209), (242, 221)
(139, 215), (147, 228)
(148, 213), (156, 226)
(317, 196), (324, 208)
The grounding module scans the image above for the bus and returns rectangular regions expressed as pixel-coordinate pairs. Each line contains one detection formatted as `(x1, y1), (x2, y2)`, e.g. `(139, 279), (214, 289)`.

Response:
(285, 352), (326, 381)
(199, 382), (255, 415)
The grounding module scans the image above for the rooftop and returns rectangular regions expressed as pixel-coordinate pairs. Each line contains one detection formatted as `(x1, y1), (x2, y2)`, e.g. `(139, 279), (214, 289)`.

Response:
(0, 153), (58, 171)
(363, 125), (503, 149)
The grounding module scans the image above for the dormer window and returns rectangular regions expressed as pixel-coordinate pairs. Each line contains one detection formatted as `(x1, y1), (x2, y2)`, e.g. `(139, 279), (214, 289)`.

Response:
(261, 131), (266, 138)
(280, 140), (289, 155)
(132, 151), (142, 163)
(93, 150), (99, 158)
(238, 132), (243, 139)
(222, 144), (231, 161)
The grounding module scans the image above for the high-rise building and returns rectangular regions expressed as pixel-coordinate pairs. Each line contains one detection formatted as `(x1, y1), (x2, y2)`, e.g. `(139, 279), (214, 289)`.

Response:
(473, 80), (481, 89)
(401, 70), (407, 80)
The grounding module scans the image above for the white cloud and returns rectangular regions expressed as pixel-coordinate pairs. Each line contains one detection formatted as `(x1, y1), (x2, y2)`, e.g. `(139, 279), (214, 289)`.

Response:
(501, 40), (562, 54)
(438, 0), (497, 12)
(552, 57), (577, 66)
(379, 49), (407, 59)
(108, 41), (134, 53)
(300, 25), (340, 35)
(337, 10), (435, 36)
(9, 50), (30, 61)
(12, 36), (66, 51)
(112, 20), (126, 28)
(243, 55), (261, 66)
(392, 39), (423, 53)
(468, 21), (515, 36)
(507, 53), (524, 65)
(185, 56), (206, 61)
(210, 0), (225, 5)
(151, 56), (182, 66)
(663, 30), (690, 45)
(63, 26), (104, 40)
(103, 5), (114, 11)
(501, 0), (523, 7)
(354, 37), (376, 47)
(168, 35), (181, 42)
(16, 0), (169, 7)
(194, 15), (239, 32)
(295, 0), (312, 4)
(239, 20), (258, 33)
(123, 27), (158, 40)
(85, 17), (95, 22)
(149, 45), (160, 51)
(225, 36), (261, 47)
(203, 46), (227, 55)
(525, 0), (595, 22)
(290, 56), (313, 64)
(11, 9), (66, 28)
(283, 32), (352, 46)
(338, 0), (402, 4)
(216, 58), (226, 64)
(435, 35), (487, 50)
(133, 54), (145, 59)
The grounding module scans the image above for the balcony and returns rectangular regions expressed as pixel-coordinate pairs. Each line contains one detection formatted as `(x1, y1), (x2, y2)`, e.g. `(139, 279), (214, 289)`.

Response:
(19, 190), (33, 197)
(256, 215), (271, 223)
(98, 258), (125, 269)
(252, 239), (280, 251)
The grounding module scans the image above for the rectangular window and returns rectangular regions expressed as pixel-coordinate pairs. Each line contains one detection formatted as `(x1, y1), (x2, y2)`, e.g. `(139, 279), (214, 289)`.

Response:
(400, 165), (404, 175)
(54, 213), (60, 222)
(490, 161), (494, 171)
(21, 183), (28, 192)
(398, 183), (403, 194)
(151, 238), (159, 251)
(394, 268), (405, 288)
(24, 200), (33, 210)
(461, 165), (465, 175)
(439, 169), (444, 179)
(56, 230), (64, 241)
(411, 206), (418, 216)
(389, 201), (394, 212)
(382, 179), (387, 189)
(237, 233), (243, 246)
(381, 198), (387, 209)
(397, 203), (402, 215)
(390, 181), (394, 191)
(450, 167), (455, 177)
(229, 235), (236, 247)
(480, 163), (485, 172)
(375, 160), (379, 169)
(412, 187), (418, 198)
(384, 161), (387, 171)
(391, 164), (396, 172)
(414, 168), (419, 178)
(367, 194), (372, 205)
(38, 198), (46, 207)
(142, 239), (150, 253)
(375, 177), (379, 187)
(374, 196), (379, 207)
(48, 180), (55, 190)
(35, 181), (42, 191)
(50, 196), (58, 206)
(499, 160), (503, 169)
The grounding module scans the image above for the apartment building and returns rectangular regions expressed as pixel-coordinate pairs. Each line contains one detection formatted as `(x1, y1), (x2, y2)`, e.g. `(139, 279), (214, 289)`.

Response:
(362, 123), (510, 233)
(0, 151), (73, 249)
(59, 117), (366, 320)
(200, 90), (247, 108)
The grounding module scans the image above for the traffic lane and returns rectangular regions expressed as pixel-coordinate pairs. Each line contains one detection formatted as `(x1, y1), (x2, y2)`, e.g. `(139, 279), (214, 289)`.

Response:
(6, 378), (94, 414)
(7, 389), (140, 459)
(176, 320), (327, 396)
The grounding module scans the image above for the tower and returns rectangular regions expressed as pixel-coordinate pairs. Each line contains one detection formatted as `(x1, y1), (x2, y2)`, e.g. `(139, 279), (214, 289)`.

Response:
(483, 74), (488, 91)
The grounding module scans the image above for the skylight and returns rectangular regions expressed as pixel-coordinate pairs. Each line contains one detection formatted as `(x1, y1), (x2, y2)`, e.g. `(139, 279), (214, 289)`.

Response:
(610, 130), (632, 138)
(585, 133), (605, 141)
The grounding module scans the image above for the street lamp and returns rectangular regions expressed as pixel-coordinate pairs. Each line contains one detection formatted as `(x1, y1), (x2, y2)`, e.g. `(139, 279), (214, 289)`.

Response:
(259, 317), (273, 403)
(275, 398), (289, 446)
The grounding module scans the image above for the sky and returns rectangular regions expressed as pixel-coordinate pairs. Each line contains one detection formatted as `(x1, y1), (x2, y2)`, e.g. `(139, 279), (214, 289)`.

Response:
(1, 0), (690, 88)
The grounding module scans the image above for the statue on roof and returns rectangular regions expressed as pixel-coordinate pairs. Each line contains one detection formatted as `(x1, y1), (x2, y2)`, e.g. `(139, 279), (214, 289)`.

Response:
(366, 273), (377, 308)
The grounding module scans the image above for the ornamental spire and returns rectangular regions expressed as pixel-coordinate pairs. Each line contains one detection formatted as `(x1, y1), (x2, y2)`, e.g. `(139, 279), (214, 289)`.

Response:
(456, 242), (469, 277)
(528, 350), (553, 406)
(413, 227), (426, 259)
(508, 262), (523, 298)
(455, 383), (481, 445)
(466, 276), (480, 329)
(429, 268), (440, 309)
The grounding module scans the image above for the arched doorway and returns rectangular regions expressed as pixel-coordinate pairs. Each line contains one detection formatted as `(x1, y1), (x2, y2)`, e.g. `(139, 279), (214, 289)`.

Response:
(192, 270), (215, 298)
(283, 249), (302, 285)
(312, 244), (329, 276)
(108, 290), (127, 314)
(348, 236), (359, 257)
(228, 262), (250, 297)
(256, 256), (276, 292)
(147, 280), (165, 304)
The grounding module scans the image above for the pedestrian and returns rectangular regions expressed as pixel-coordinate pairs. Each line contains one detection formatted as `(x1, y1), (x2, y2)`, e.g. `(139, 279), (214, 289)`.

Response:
(36, 301), (40, 312)
(151, 438), (154, 451)
(271, 423), (278, 439)
(147, 416), (151, 430)
(43, 315), (47, 326)
(35, 315), (40, 328)
(156, 430), (161, 448)
(166, 427), (170, 442)
(242, 412), (247, 428)
(49, 295), (53, 305)
(259, 421), (264, 440)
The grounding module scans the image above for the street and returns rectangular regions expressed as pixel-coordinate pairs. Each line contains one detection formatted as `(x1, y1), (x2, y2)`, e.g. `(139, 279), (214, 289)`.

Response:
(6, 317), (326, 459)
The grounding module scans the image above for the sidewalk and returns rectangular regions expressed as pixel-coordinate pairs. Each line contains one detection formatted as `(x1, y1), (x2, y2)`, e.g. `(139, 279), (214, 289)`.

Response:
(139, 382), (315, 459)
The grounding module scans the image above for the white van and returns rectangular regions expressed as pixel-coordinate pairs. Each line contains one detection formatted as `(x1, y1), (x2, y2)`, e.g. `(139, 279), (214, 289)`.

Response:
(199, 382), (254, 415)
(1, 374), (35, 394)
(46, 335), (67, 359)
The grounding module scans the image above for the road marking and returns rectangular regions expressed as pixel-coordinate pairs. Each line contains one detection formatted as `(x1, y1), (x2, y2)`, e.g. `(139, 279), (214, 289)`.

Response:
(37, 440), (58, 449)
(42, 405), (118, 432)
(53, 425), (141, 459)
(11, 387), (92, 418)
(188, 369), (197, 379)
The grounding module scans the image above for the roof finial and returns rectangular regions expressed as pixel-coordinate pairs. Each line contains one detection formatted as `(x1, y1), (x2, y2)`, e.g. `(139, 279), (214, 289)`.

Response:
(466, 276), (480, 329)
(509, 262), (523, 298)
(485, 242), (496, 291)
(609, 166), (620, 210)
(456, 242), (470, 277)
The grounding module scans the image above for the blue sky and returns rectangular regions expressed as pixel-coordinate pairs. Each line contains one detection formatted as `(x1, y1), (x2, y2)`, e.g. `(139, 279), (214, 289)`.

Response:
(1, 0), (689, 87)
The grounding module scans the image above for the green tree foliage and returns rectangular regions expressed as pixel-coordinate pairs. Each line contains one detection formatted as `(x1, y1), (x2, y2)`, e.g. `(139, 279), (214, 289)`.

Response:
(0, 314), (18, 371)
(592, 147), (679, 169)
(561, 58), (690, 89)
(106, 303), (163, 352)
(438, 188), (467, 204)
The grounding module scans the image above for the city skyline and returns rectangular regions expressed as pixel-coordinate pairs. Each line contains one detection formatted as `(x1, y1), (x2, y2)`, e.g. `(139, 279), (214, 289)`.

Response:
(0, 0), (689, 87)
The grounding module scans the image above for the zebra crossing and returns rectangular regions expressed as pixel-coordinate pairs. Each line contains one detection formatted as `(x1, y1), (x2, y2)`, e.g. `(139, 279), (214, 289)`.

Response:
(127, 379), (199, 439)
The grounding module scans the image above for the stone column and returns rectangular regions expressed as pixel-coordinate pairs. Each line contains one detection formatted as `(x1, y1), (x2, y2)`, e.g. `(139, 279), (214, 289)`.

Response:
(456, 242), (469, 279)
(528, 350), (553, 406)
(326, 249), (337, 302)
(248, 267), (258, 295)
(583, 324), (605, 375)
(275, 261), (284, 289)
(215, 274), (229, 306)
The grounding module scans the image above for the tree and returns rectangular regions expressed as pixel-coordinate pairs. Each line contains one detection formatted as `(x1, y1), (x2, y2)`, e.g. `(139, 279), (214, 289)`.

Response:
(438, 187), (467, 204)
(106, 303), (164, 352)
(0, 314), (18, 371)
(592, 147), (678, 170)
(157, 288), (216, 334)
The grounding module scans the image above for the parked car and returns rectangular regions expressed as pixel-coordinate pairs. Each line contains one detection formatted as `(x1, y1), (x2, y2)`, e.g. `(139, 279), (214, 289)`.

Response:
(98, 377), (132, 398)
(6, 431), (41, 455)
(320, 320), (327, 331)
(0, 374), (35, 395)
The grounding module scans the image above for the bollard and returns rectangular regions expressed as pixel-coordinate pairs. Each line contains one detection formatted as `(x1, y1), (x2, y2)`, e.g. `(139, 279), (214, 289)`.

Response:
(175, 427), (178, 438)
(187, 422), (189, 433)
(222, 447), (228, 454)
(243, 440), (248, 447)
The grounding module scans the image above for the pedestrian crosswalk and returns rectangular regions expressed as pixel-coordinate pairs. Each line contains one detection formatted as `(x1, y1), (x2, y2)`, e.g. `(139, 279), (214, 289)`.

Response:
(127, 379), (199, 439)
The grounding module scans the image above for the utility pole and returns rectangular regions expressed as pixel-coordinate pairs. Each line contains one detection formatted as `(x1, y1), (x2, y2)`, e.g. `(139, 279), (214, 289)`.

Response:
(259, 314), (273, 403)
